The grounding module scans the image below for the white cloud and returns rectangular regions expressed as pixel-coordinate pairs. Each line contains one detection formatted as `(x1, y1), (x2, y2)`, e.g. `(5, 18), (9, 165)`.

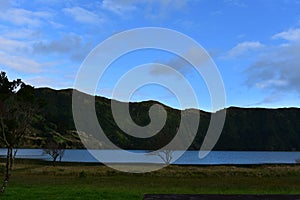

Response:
(0, 51), (43, 73)
(272, 28), (300, 42)
(102, 0), (136, 15)
(0, 35), (49, 74)
(0, 8), (52, 27)
(0, 0), (11, 9)
(0, 36), (29, 53)
(49, 21), (64, 29)
(63, 7), (104, 25)
(0, 32), (46, 74)
(101, 0), (190, 19)
(24, 74), (73, 89)
(255, 79), (288, 89)
(225, 28), (300, 105)
(34, 0), (64, 6)
(226, 41), (264, 58)
(1, 28), (42, 40)
(244, 36), (300, 95)
(144, 0), (190, 20)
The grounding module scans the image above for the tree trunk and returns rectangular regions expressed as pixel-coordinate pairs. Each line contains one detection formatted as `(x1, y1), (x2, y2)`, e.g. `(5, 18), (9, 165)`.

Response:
(0, 147), (12, 194)
(52, 155), (58, 167)
(12, 149), (18, 168)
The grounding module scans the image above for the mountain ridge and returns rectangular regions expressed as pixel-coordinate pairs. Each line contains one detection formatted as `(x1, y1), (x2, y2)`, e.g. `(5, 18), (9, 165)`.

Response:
(20, 87), (300, 151)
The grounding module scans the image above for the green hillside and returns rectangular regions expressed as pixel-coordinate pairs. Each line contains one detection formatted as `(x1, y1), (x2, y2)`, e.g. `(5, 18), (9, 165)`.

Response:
(22, 88), (300, 151)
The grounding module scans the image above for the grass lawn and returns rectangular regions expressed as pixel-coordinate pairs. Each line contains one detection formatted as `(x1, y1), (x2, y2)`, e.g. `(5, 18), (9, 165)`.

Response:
(1, 160), (300, 199)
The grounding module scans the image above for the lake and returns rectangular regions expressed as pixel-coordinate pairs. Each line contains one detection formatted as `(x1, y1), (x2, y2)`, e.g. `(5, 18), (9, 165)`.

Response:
(1, 149), (300, 165)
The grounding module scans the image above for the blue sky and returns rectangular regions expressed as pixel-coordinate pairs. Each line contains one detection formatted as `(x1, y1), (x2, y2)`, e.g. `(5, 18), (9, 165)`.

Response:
(0, 0), (300, 111)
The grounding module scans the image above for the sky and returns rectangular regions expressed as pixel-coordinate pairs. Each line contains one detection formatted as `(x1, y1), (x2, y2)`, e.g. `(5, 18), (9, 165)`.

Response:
(0, 0), (300, 111)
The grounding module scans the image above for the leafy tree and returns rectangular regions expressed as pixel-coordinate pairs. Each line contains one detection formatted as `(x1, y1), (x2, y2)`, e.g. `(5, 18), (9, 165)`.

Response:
(0, 71), (36, 194)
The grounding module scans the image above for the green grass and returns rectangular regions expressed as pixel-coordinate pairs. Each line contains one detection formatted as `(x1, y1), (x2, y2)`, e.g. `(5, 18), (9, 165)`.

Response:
(1, 160), (300, 199)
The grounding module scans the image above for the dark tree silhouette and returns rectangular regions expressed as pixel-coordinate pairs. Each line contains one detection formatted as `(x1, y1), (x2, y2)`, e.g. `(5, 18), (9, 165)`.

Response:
(149, 149), (174, 165)
(0, 71), (36, 194)
(43, 140), (65, 166)
(156, 149), (173, 165)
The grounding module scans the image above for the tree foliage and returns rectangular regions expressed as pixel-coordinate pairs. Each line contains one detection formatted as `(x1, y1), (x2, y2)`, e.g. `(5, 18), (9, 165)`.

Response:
(0, 71), (36, 194)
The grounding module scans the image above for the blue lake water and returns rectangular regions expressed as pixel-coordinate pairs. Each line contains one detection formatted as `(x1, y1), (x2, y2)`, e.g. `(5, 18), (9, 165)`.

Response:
(1, 149), (300, 165)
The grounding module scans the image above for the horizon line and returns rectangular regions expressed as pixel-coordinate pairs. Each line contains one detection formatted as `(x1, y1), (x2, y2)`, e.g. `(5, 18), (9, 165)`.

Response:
(34, 86), (300, 112)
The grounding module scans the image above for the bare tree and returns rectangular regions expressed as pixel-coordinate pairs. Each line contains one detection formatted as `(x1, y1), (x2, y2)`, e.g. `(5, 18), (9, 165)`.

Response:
(0, 71), (36, 194)
(43, 140), (65, 166)
(157, 149), (173, 165)
(149, 149), (174, 165)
